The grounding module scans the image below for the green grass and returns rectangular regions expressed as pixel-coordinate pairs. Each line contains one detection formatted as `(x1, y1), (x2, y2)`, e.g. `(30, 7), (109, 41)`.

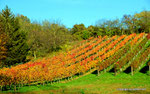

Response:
(1, 72), (150, 94)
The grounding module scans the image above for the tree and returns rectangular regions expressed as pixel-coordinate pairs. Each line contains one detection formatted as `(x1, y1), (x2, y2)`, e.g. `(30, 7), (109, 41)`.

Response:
(46, 23), (72, 51)
(81, 30), (91, 40)
(1, 6), (29, 66)
(71, 24), (88, 40)
(121, 15), (138, 34)
(134, 11), (150, 33)
(28, 21), (73, 58)
(95, 19), (122, 36)
(27, 23), (43, 58)
(0, 15), (7, 66)
(16, 14), (31, 33)
(72, 24), (86, 34)
(87, 25), (100, 37)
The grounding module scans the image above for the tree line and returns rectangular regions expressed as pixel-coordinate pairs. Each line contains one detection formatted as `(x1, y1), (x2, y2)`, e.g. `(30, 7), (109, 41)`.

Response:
(0, 6), (150, 67)
(72, 11), (150, 38)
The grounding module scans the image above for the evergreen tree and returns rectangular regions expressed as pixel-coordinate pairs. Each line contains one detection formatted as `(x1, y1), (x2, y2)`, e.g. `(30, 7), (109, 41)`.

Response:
(1, 6), (29, 66)
(0, 15), (7, 66)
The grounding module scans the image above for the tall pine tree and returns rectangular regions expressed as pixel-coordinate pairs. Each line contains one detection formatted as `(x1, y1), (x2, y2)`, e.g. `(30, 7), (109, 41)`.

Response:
(1, 6), (29, 66)
(0, 15), (7, 67)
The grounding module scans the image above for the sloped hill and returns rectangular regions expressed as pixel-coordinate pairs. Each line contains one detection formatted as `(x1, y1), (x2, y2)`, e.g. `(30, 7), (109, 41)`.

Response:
(2, 73), (150, 94)
(0, 33), (150, 91)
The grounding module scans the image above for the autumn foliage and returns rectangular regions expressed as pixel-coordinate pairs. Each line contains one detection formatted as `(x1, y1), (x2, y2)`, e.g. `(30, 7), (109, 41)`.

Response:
(0, 33), (7, 64)
(0, 33), (149, 91)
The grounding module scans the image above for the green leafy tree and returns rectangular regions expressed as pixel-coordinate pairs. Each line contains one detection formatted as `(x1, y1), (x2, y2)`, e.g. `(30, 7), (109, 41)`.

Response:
(1, 6), (29, 66)
(87, 25), (100, 37)
(121, 15), (138, 34)
(96, 19), (122, 36)
(81, 30), (91, 40)
(134, 11), (150, 33)
(72, 24), (88, 40)
(28, 21), (73, 58)
(72, 24), (86, 34)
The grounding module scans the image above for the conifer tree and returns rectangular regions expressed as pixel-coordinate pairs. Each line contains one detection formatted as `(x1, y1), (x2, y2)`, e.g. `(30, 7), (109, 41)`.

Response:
(1, 6), (29, 66)
(0, 15), (7, 66)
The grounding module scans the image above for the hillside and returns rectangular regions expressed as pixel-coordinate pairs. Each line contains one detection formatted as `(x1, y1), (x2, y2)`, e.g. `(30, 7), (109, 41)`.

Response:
(0, 33), (150, 92)
(2, 73), (150, 94)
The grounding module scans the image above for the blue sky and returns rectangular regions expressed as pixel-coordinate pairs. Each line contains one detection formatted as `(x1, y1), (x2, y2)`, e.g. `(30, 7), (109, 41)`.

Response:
(0, 0), (150, 28)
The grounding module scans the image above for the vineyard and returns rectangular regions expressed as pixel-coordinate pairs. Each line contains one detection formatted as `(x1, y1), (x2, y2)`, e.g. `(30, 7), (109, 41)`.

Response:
(0, 33), (150, 91)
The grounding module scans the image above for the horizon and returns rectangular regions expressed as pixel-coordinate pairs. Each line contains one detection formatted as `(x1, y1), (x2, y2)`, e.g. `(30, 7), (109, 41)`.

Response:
(0, 0), (150, 28)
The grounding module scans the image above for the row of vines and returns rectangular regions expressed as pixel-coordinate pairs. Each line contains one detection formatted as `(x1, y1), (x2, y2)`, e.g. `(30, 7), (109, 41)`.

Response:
(0, 33), (149, 91)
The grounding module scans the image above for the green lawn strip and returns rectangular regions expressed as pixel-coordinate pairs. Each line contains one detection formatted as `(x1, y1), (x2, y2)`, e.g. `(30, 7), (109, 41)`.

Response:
(50, 73), (150, 93)
(1, 72), (150, 94)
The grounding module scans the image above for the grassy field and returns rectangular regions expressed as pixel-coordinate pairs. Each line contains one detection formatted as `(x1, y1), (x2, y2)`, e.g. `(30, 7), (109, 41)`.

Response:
(1, 71), (150, 94)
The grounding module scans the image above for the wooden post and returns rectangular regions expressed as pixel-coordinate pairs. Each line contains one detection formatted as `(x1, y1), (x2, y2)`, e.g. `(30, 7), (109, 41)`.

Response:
(14, 85), (16, 92)
(21, 82), (23, 87)
(0, 86), (2, 91)
(34, 51), (36, 59)
(97, 69), (99, 76)
(68, 77), (69, 80)
(114, 64), (116, 76)
(131, 66), (133, 76)
(19, 84), (20, 88)
(149, 65), (150, 76)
